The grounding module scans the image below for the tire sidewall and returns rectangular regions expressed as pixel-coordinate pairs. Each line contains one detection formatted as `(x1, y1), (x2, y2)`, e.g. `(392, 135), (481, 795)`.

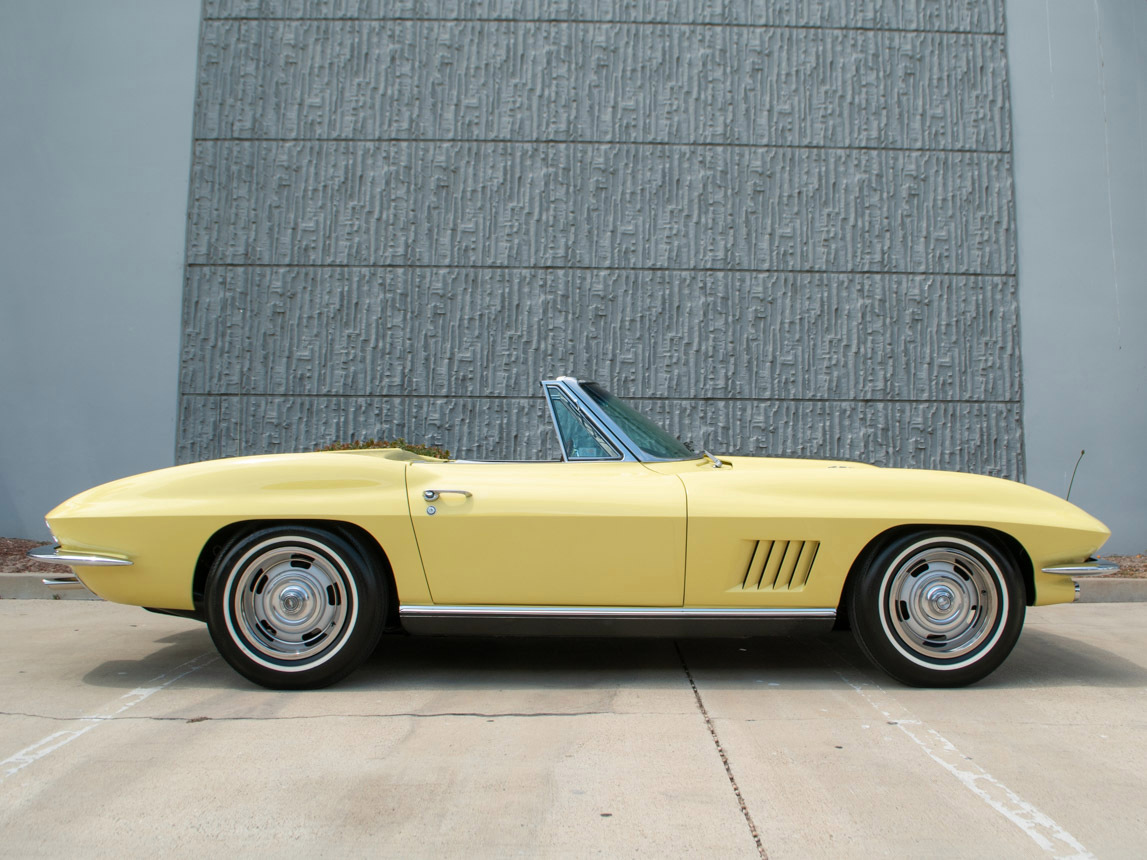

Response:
(849, 530), (1026, 687)
(206, 525), (385, 690)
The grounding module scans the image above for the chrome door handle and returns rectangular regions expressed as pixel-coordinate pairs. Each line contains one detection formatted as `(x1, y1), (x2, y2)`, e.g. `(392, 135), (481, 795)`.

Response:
(422, 489), (473, 502)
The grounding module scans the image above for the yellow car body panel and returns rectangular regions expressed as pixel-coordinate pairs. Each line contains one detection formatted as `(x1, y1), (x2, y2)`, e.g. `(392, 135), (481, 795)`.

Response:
(47, 448), (1107, 613)
(405, 460), (686, 605)
(648, 457), (1108, 608)
(46, 449), (433, 610)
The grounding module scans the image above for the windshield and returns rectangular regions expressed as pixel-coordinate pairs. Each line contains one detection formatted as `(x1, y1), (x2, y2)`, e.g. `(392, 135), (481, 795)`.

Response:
(580, 382), (698, 461)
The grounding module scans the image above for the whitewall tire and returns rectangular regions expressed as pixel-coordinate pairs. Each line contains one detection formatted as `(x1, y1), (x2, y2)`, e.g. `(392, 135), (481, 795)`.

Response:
(206, 526), (385, 689)
(849, 531), (1025, 687)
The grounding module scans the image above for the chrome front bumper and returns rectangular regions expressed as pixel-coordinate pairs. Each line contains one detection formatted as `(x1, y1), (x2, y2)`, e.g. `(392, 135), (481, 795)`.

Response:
(27, 545), (131, 592)
(1040, 558), (1118, 604)
(1041, 559), (1120, 576)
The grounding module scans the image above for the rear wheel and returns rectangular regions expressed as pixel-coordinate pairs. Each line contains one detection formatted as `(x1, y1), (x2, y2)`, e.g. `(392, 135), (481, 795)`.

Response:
(848, 531), (1025, 687)
(205, 526), (385, 689)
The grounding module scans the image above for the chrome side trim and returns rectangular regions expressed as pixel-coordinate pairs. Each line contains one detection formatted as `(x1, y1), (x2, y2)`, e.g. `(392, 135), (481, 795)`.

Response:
(400, 605), (836, 620)
(27, 546), (132, 567)
(1041, 560), (1119, 576)
(43, 575), (87, 591)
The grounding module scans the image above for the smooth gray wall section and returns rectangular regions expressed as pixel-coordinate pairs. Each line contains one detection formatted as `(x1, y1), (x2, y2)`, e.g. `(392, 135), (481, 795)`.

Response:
(181, 0), (1022, 473)
(0, 1), (201, 538)
(1007, 0), (1146, 553)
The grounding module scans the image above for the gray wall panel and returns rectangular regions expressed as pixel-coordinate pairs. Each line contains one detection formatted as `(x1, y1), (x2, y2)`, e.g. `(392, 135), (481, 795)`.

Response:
(177, 394), (560, 462)
(650, 399), (1022, 475)
(187, 141), (1014, 272)
(187, 141), (258, 262)
(180, 266), (249, 395)
(196, 21), (1010, 151)
(195, 21), (264, 138)
(203, 0), (1005, 34)
(184, 266), (1019, 401)
(177, 394), (1021, 478)
(181, 1), (1023, 481)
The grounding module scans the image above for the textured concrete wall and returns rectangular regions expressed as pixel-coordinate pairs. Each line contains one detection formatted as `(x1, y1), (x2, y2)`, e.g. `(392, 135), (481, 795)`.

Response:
(0, 1), (200, 538)
(1007, 0), (1146, 553)
(182, 0), (1021, 475)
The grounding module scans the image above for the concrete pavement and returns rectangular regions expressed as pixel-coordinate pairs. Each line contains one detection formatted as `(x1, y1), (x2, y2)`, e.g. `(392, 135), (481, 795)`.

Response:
(1, 601), (1145, 858)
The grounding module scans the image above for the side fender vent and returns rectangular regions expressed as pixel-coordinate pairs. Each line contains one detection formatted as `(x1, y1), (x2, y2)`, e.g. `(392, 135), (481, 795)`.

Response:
(742, 540), (820, 592)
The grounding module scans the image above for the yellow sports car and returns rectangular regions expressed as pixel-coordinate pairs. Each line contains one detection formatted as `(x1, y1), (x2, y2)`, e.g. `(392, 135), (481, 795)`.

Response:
(32, 377), (1114, 689)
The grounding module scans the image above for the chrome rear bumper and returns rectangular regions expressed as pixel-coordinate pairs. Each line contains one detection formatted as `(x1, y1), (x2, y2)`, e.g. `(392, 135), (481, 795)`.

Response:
(27, 546), (132, 567)
(28, 545), (130, 592)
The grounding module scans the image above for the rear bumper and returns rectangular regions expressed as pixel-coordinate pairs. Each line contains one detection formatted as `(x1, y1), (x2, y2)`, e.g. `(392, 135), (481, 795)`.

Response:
(28, 545), (131, 592)
(27, 545), (132, 567)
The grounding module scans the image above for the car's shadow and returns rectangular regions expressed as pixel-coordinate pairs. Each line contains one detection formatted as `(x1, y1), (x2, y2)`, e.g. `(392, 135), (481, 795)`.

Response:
(980, 626), (1147, 689)
(79, 625), (1147, 693)
(348, 626), (1147, 692)
(79, 627), (225, 690)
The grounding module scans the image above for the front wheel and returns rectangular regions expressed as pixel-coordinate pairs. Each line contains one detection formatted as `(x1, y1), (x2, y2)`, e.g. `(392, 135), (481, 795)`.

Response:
(205, 526), (386, 689)
(848, 531), (1025, 687)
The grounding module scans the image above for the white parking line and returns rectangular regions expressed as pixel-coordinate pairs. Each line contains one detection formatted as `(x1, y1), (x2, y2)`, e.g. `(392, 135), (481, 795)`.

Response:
(0, 652), (217, 783)
(840, 674), (1094, 860)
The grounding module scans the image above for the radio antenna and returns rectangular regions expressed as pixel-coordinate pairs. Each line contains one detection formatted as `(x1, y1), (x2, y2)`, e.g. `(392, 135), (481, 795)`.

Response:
(1066, 450), (1085, 502)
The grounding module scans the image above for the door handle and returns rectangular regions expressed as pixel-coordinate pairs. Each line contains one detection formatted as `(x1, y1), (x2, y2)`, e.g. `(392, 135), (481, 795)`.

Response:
(422, 489), (473, 502)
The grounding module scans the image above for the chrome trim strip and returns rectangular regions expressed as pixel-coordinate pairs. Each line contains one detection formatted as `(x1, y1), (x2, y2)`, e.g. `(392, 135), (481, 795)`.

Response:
(42, 576), (87, 591)
(27, 546), (132, 567)
(542, 380), (632, 462)
(542, 382), (573, 463)
(1041, 560), (1119, 576)
(557, 376), (702, 464)
(400, 605), (836, 620)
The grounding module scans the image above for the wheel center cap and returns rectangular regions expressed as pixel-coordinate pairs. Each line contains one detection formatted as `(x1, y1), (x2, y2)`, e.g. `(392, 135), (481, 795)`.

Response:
(279, 585), (308, 616)
(926, 584), (955, 614)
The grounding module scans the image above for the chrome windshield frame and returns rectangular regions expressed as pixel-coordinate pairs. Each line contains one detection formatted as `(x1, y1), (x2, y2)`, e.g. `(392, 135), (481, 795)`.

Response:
(542, 380), (635, 462)
(541, 376), (703, 464)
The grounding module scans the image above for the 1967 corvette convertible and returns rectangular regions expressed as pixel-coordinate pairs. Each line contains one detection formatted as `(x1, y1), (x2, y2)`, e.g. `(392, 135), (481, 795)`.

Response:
(33, 377), (1115, 689)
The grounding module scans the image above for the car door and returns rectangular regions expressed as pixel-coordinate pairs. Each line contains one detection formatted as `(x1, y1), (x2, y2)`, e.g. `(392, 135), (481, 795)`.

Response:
(405, 460), (686, 606)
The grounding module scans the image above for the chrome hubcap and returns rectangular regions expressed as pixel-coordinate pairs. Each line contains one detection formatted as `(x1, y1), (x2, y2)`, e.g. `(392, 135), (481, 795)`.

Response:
(231, 543), (351, 662)
(926, 584), (955, 614)
(279, 585), (307, 616)
(885, 545), (1000, 660)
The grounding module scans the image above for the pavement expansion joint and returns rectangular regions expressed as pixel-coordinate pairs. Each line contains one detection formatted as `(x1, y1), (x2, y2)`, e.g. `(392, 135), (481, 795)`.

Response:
(675, 640), (769, 860)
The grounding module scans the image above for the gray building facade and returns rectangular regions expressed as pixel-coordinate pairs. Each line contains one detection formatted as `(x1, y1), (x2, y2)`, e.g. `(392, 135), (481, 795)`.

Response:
(182, 1), (1023, 475)
(1, 0), (1143, 552)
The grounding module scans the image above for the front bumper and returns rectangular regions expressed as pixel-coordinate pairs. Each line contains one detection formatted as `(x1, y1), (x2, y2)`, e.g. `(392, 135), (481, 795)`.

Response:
(1039, 558), (1119, 604)
(1041, 559), (1120, 576)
